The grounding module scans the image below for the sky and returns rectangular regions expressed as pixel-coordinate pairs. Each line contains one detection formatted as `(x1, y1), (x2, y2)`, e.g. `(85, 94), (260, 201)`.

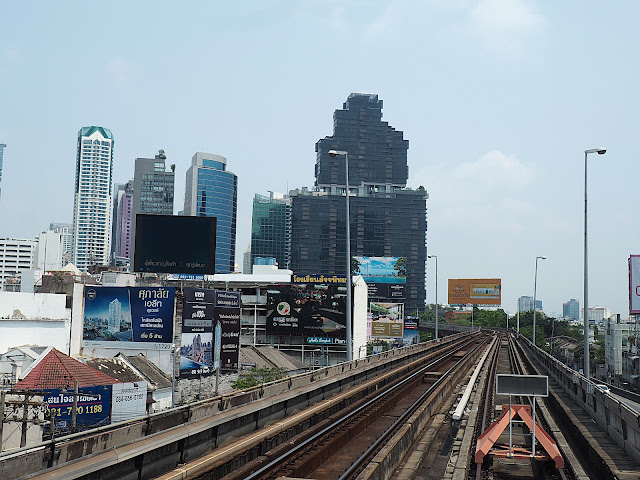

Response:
(0, 1), (638, 318)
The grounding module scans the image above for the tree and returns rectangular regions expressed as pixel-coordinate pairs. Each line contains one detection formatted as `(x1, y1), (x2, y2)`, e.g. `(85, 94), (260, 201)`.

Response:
(351, 257), (361, 275)
(232, 367), (288, 389)
(394, 257), (407, 278)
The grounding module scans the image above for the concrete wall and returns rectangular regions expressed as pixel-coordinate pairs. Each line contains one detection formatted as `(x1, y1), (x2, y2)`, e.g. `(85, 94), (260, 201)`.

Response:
(523, 338), (640, 465)
(0, 291), (68, 320)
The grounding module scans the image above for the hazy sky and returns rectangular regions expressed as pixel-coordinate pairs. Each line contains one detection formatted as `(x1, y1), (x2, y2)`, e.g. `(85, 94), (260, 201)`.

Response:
(1, 1), (637, 318)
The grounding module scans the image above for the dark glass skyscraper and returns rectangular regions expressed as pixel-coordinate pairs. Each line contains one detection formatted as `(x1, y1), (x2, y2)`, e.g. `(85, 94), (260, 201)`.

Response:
(184, 152), (238, 273)
(250, 192), (291, 269)
(291, 93), (428, 312)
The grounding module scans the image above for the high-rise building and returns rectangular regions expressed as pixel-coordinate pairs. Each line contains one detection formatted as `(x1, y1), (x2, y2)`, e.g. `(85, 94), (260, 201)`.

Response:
(0, 238), (36, 291)
(0, 143), (5, 203)
(72, 126), (114, 272)
(110, 181), (134, 266)
(130, 150), (175, 263)
(184, 152), (238, 273)
(250, 192), (291, 269)
(49, 223), (73, 266)
(34, 230), (64, 271)
(563, 298), (580, 321)
(518, 296), (542, 312)
(290, 93), (428, 312)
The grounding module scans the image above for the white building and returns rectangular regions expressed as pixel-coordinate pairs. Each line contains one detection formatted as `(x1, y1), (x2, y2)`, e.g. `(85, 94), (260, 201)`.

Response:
(72, 126), (114, 272)
(34, 230), (64, 271)
(49, 222), (73, 265)
(604, 318), (640, 388)
(0, 238), (36, 291)
(584, 306), (612, 324)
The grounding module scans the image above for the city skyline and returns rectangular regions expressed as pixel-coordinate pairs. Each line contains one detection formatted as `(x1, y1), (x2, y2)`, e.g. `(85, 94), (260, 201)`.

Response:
(0, 2), (638, 316)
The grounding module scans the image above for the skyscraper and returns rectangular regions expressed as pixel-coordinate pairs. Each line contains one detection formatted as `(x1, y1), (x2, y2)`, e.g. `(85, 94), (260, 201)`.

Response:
(130, 150), (175, 264)
(49, 223), (73, 266)
(0, 143), (5, 203)
(72, 126), (114, 272)
(290, 93), (428, 312)
(110, 181), (134, 265)
(184, 152), (238, 273)
(250, 192), (291, 269)
(563, 298), (580, 321)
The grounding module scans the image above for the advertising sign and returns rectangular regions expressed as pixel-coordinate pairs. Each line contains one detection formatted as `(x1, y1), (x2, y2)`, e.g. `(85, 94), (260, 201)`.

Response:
(630, 256), (640, 314)
(180, 288), (215, 378)
(83, 287), (175, 349)
(111, 382), (147, 423)
(44, 385), (112, 428)
(216, 291), (241, 371)
(355, 257), (407, 300)
(448, 279), (502, 305)
(370, 302), (404, 339)
(265, 284), (348, 341)
(404, 315), (419, 330)
(133, 214), (217, 274)
(292, 274), (346, 285)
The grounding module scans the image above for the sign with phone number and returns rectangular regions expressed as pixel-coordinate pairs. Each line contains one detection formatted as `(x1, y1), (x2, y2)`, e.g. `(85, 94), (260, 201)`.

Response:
(44, 385), (111, 427)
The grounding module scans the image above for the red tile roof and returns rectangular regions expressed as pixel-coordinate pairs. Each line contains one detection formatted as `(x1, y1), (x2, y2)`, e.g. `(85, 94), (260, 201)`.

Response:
(14, 348), (119, 391)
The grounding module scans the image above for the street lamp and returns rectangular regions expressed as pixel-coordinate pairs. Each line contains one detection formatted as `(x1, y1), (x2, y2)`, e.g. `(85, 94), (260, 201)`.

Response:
(428, 255), (438, 340)
(533, 256), (546, 346)
(584, 147), (606, 378)
(328, 149), (352, 361)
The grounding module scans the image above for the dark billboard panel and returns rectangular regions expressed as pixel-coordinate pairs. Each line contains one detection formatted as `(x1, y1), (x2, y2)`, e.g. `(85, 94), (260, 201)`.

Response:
(266, 284), (347, 339)
(216, 291), (241, 370)
(180, 287), (215, 378)
(83, 287), (175, 349)
(133, 214), (216, 274)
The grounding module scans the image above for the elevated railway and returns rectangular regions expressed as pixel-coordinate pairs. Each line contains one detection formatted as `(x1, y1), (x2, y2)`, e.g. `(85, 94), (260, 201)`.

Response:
(2, 329), (640, 479)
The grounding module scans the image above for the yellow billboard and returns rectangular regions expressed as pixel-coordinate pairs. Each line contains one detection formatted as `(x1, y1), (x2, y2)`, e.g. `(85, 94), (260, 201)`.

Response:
(447, 279), (502, 305)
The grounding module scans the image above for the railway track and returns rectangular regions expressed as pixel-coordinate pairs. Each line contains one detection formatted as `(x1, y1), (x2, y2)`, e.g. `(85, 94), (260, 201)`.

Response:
(472, 334), (574, 480)
(157, 334), (487, 480)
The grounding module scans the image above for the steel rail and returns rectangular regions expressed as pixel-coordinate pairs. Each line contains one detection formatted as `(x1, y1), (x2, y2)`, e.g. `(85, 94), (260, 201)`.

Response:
(339, 338), (487, 480)
(244, 336), (484, 480)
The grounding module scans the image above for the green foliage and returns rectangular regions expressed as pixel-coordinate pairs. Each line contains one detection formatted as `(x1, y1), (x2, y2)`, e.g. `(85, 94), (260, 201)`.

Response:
(232, 367), (288, 390)
(394, 257), (407, 278)
(351, 257), (361, 275)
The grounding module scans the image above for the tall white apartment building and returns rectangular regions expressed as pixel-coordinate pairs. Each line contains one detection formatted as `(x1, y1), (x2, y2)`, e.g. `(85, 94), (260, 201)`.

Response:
(72, 127), (114, 272)
(0, 238), (36, 291)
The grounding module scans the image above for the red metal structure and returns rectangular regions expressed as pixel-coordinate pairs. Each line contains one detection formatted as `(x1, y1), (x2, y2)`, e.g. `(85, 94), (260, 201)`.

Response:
(475, 404), (564, 469)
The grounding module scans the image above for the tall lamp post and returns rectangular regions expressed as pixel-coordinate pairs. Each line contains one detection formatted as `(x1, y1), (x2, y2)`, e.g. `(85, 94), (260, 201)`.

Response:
(328, 150), (352, 361)
(428, 255), (438, 340)
(584, 147), (606, 378)
(533, 256), (546, 346)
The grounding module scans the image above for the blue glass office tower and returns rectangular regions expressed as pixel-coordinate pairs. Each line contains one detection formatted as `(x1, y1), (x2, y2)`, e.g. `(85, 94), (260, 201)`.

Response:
(184, 153), (237, 273)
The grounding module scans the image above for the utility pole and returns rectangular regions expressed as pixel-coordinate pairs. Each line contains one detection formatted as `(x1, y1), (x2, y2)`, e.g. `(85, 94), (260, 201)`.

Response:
(0, 390), (5, 452)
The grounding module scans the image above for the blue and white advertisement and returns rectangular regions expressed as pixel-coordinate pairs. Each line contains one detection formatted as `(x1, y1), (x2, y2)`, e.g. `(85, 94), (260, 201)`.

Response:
(44, 385), (112, 429)
(83, 286), (175, 350)
(354, 257), (407, 300)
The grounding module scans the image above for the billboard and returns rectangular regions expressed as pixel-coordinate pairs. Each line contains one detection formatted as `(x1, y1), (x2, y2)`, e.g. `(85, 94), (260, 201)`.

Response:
(448, 279), (502, 305)
(180, 288), (240, 376)
(83, 287), (175, 349)
(354, 257), (406, 300)
(266, 283), (347, 342)
(44, 385), (112, 429)
(631, 256), (640, 314)
(133, 214), (216, 274)
(180, 287), (215, 378)
(111, 382), (147, 423)
(370, 302), (404, 339)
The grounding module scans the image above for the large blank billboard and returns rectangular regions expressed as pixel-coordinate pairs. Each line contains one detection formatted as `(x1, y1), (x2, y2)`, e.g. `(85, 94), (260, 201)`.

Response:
(448, 278), (502, 305)
(134, 215), (216, 274)
(630, 256), (640, 314)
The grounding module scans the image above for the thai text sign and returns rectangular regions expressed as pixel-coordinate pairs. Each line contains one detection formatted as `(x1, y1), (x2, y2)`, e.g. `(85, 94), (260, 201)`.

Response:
(44, 385), (112, 428)
(83, 287), (175, 349)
